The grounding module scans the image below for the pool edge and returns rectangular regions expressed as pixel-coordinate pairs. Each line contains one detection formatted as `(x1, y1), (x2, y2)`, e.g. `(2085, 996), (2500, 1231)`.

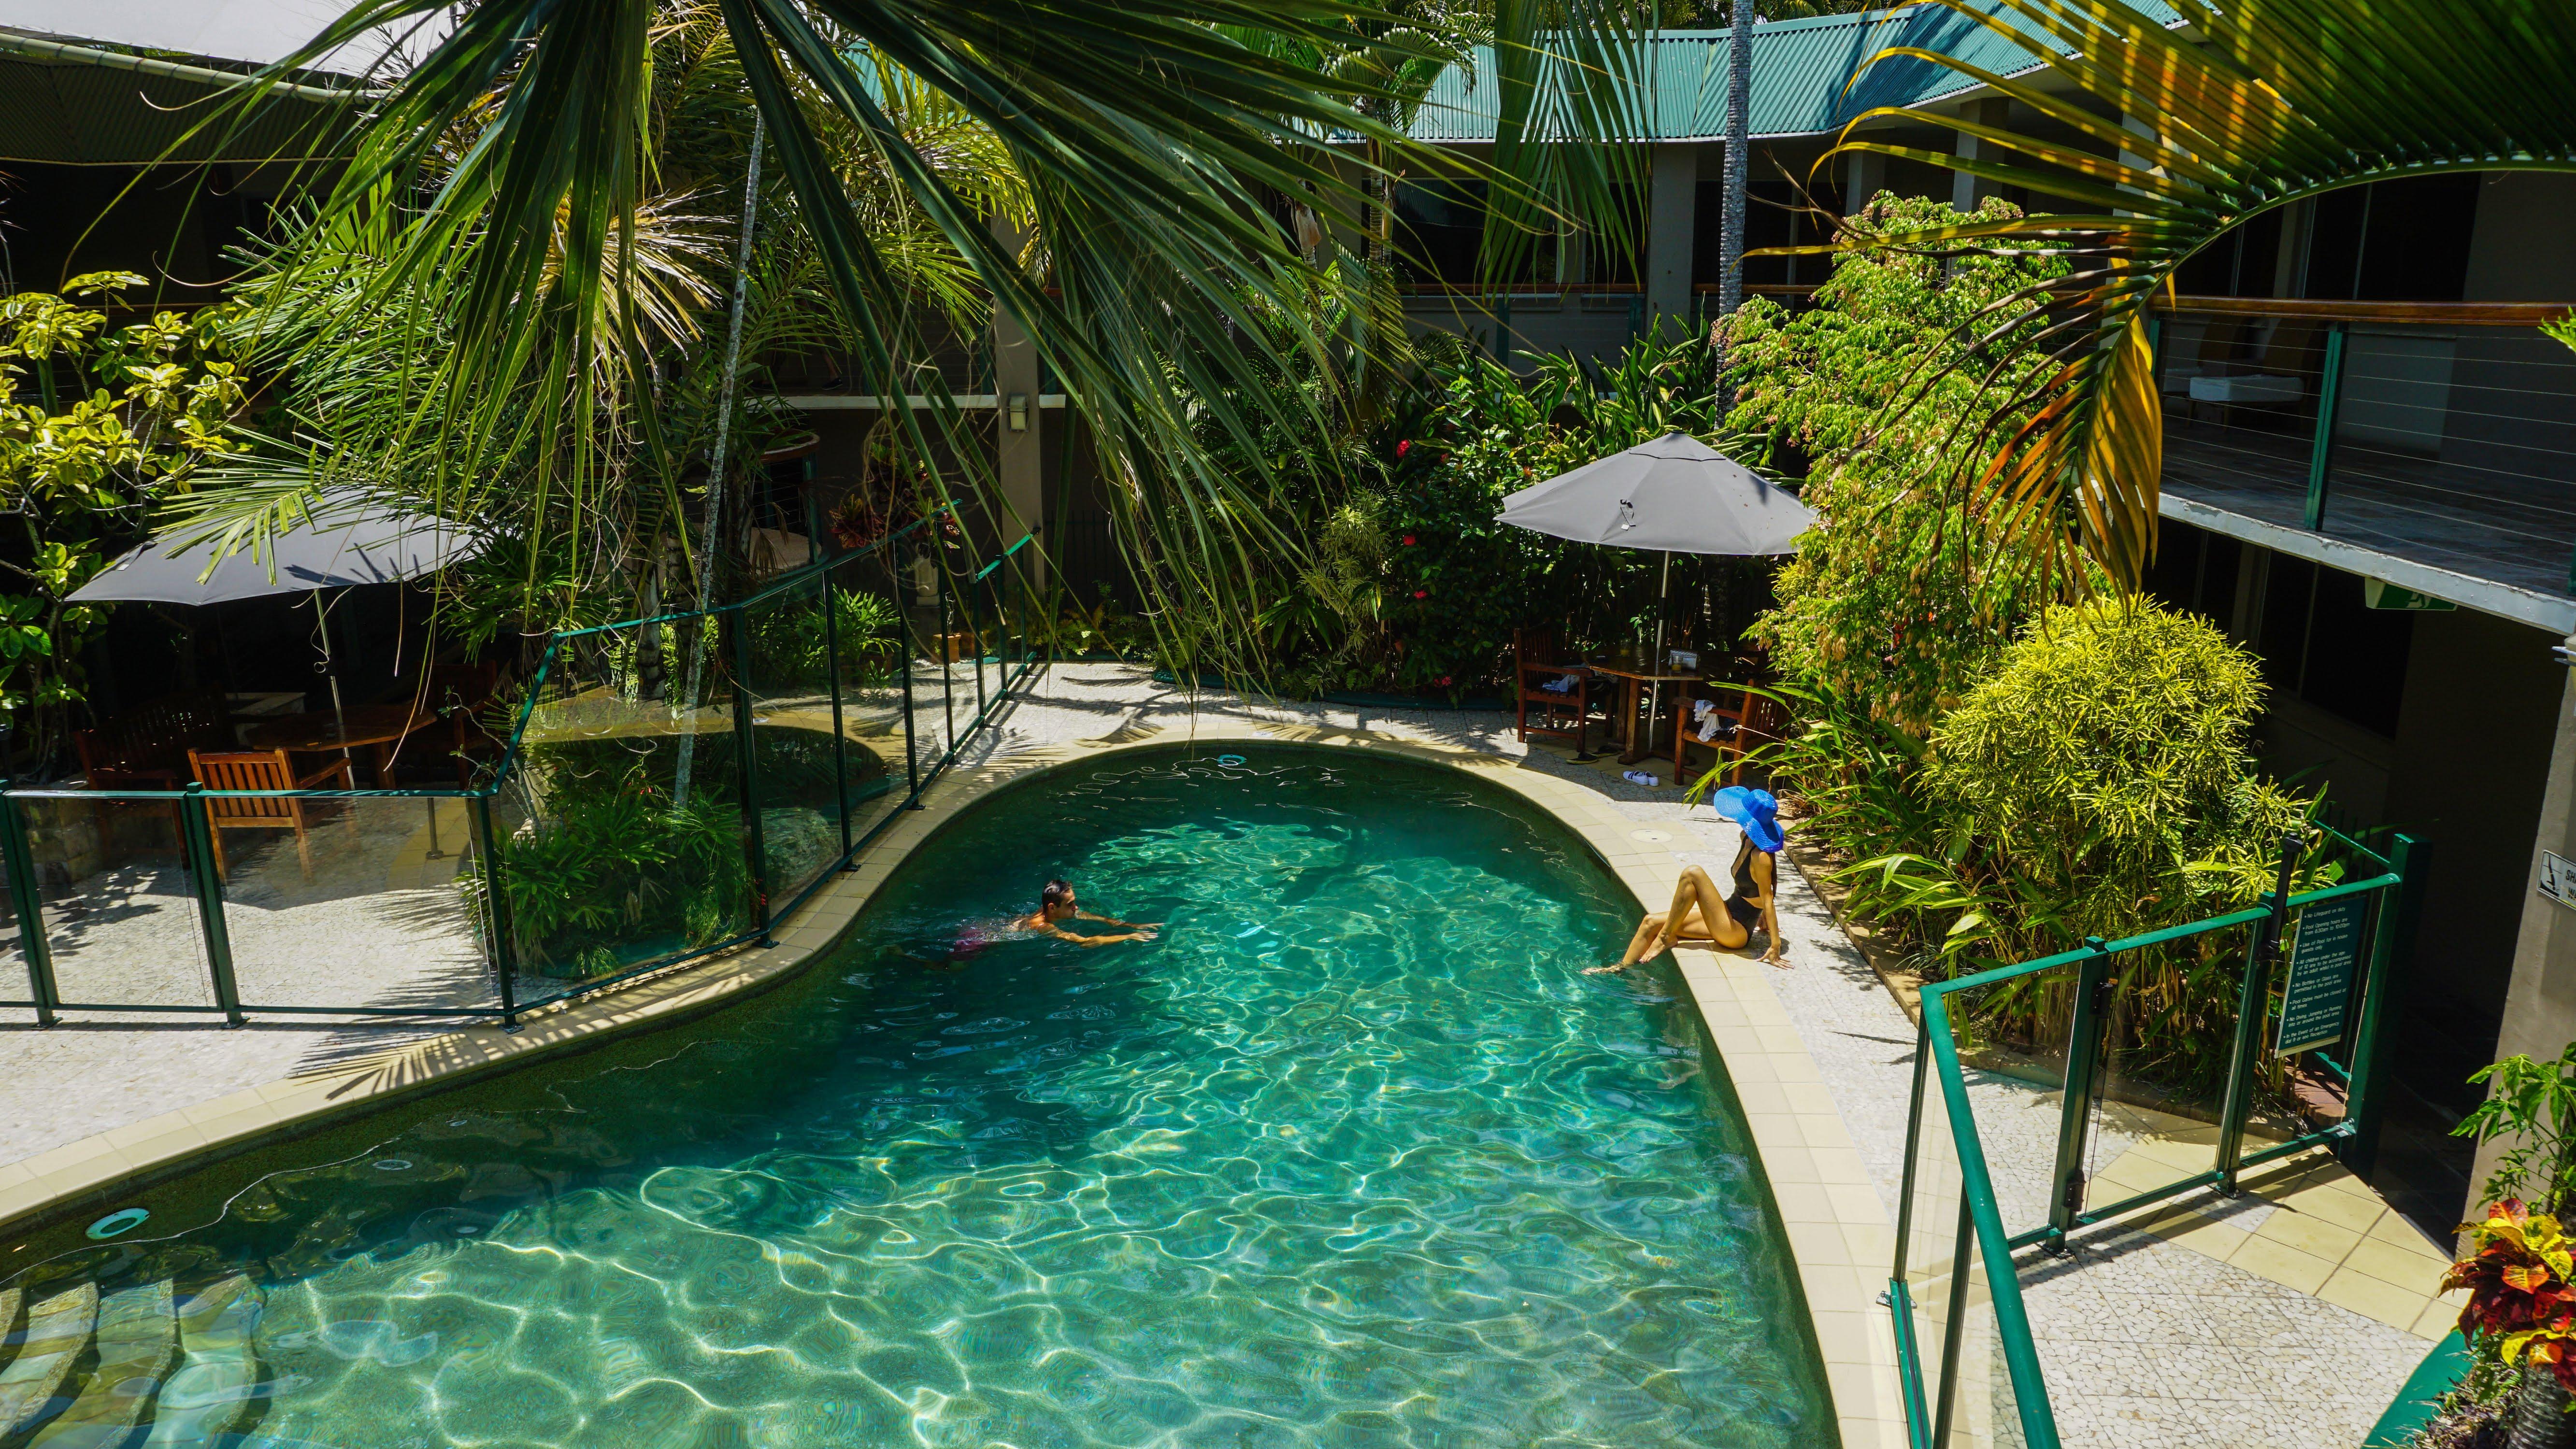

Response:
(0, 718), (1907, 1449)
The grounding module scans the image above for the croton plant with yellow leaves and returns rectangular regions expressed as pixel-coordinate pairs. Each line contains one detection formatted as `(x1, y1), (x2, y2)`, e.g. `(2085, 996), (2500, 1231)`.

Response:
(2445, 1200), (2576, 1386)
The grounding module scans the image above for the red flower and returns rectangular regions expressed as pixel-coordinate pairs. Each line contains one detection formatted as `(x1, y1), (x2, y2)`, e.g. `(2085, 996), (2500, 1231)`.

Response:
(1413, 589), (1428, 599)
(1396, 440), (1412, 457)
(1437, 675), (1453, 686)
(1401, 534), (1417, 546)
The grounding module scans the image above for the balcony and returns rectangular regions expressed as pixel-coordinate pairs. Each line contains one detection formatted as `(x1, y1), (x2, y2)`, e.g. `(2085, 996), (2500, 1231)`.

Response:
(2151, 297), (2576, 626)
(1397, 283), (1815, 368)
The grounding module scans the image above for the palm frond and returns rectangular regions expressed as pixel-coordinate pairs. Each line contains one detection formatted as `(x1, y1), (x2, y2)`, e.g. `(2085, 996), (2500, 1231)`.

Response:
(1818, 0), (2576, 589)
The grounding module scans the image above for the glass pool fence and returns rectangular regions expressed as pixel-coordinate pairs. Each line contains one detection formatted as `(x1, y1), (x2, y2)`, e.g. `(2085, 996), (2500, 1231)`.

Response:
(0, 514), (1044, 1030)
(1888, 825), (2429, 1448)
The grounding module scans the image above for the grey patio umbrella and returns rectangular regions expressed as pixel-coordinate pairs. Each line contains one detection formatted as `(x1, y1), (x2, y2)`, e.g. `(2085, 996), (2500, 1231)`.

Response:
(71, 494), (486, 754)
(1497, 432), (1812, 766)
(1495, 431), (1811, 554)
(70, 494), (483, 607)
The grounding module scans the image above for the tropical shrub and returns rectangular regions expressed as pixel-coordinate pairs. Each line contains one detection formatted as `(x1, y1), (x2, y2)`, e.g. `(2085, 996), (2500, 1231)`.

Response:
(2445, 1201), (2576, 1387)
(2457, 1042), (2576, 1221)
(1917, 601), (2312, 959)
(1727, 195), (2076, 737)
(1789, 601), (2319, 1086)
(1375, 319), (1745, 697)
(464, 753), (751, 975)
(745, 586), (902, 692)
(0, 275), (247, 767)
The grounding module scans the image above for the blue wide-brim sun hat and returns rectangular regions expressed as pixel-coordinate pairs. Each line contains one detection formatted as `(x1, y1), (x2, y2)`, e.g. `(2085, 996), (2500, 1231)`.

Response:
(1712, 786), (1784, 853)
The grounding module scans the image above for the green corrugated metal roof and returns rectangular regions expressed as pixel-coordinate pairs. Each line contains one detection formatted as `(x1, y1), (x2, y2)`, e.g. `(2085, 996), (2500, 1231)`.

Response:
(0, 52), (355, 164)
(1408, 0), (2179, 143)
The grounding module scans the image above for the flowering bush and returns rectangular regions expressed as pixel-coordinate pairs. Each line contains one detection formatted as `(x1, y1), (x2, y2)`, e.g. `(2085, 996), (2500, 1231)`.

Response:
(2446, 1200), (2576, 1385)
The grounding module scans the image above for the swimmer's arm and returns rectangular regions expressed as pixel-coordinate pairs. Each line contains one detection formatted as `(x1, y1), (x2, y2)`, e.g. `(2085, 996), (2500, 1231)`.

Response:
(1042, 920), (1154, 946)
(1076, 909), (1163, 930)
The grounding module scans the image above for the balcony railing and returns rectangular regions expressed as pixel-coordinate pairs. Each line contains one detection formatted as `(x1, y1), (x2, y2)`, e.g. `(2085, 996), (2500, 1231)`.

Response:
(2150, 296), (2576, 600)
(1397, 282), (1818, 365)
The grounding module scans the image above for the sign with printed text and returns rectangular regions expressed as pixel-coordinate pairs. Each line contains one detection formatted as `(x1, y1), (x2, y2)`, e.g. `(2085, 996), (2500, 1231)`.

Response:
(2273, 894), (2370, 1057)
(2539, 852), (2576, 912)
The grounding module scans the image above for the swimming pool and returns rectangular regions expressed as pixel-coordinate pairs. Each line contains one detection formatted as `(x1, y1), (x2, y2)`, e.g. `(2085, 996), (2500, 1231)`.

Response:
(5, 745), (1834, 1447)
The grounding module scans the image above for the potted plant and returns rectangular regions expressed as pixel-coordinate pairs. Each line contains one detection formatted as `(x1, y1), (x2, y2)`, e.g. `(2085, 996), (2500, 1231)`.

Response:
(2450, 1044), (2576, 1448)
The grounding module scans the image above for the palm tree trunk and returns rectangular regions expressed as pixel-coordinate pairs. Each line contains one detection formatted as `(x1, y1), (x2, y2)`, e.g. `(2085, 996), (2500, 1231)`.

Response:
(672, 107), (764, 810)
(1715, 0), (1753, 370)
(2511, 1361), (2572, 1449)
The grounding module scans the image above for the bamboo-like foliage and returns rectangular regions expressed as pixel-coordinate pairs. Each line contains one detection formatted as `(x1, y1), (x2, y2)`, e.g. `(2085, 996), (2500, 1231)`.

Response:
(1817, 0), (2576, 590)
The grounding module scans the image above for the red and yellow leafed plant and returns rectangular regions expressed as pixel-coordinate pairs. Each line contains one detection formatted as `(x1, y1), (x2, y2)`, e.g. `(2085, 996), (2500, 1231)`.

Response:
(2446, 1199), (2576, 1386)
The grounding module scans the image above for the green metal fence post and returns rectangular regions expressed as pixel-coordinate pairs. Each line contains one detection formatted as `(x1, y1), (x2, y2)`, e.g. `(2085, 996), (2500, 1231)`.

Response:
(971, 562), (988, 722)
(1892, 1015), (1932, 1284)
(2341, 833), (2429, 1180)
(1928, 1194), (1975, 1448)
(2303, 322), (2349, 531)
(179, 783), (244, 1027)
(898, 532), (921, 804)
(938, 558), (957, 757)
(2218, 831), (2303, 1193)
(820, 558), (853, 865)
(2044, 937), (2116, 1251)
(728, 614), (774, 945)
(0, 789), (60, 1026)
(471, 792), (520, 1028)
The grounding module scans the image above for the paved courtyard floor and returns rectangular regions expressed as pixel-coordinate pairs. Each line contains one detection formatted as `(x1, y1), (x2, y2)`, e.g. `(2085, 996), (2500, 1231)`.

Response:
(0, 660), (2460, 1445)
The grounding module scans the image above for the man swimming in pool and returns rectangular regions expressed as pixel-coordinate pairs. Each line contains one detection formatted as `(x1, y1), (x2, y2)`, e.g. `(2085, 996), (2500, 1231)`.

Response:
(1019, 879), (1161, 947)
(1589, 786), (1787, 973)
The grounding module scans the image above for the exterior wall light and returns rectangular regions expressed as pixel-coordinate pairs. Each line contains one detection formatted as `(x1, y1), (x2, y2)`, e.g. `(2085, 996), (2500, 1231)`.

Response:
(1008, 394), (1028, 432)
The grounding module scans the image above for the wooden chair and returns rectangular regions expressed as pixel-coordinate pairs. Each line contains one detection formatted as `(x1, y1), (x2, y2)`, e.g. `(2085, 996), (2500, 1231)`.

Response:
(377, 662), (502, 786)
(1513, 629), (1599, 748)
(186, 750), (355, 882)
(1673, 683), (1789, 789)
(73, 689), (232, 789)
(1673, 682), (1747, 783)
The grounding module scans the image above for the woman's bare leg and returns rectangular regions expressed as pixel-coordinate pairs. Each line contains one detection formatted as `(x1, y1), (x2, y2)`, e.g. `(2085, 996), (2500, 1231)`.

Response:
(1590, 867), (1742, 973)
(1663, 866), (1749, 952)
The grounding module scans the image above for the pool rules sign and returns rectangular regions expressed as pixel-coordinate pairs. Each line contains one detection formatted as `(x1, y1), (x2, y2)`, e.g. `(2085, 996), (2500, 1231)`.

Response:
(2274, 895), (2370, 1056)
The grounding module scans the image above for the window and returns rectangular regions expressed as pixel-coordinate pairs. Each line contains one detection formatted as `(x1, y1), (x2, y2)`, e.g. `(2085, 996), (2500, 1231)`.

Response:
(2301, 174), (2481, 302)
(2142, 520), (2242, 629)
(2250, 552), (2416, 738)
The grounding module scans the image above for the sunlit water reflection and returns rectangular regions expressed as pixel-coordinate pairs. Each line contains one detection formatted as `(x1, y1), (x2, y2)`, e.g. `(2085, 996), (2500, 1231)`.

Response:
(16, 748), (1832, 1448)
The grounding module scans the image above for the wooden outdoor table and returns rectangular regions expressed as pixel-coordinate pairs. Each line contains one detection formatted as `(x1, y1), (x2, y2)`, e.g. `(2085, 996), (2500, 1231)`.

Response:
(1585, 656), (1703, 766)
(241, 705), (441, 784)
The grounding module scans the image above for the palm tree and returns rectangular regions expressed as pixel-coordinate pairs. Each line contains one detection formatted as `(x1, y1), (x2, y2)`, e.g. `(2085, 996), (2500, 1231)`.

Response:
(195, 0), (1646, 653)
(1817, 0), (2576, 592)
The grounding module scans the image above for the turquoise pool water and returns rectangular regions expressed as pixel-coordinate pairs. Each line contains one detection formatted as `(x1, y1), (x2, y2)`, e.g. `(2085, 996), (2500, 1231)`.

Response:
(14, 747), (1833, 1447)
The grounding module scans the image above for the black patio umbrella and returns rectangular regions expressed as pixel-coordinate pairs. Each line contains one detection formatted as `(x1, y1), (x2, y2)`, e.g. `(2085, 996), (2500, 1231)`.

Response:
(70, 494), (485, 749)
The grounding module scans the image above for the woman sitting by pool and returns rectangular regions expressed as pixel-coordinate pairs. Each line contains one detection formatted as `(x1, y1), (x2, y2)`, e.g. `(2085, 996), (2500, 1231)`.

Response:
(1590, 787), (1786, 973)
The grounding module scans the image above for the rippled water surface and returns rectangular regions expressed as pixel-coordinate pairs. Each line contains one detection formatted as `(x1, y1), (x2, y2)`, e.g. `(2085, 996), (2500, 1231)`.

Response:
(24, 747), (1832, 1447)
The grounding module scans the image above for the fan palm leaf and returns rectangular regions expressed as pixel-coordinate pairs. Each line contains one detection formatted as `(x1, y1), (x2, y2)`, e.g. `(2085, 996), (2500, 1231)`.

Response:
(198, 0), (1660, 653)
(1813, 0), (2576, 590)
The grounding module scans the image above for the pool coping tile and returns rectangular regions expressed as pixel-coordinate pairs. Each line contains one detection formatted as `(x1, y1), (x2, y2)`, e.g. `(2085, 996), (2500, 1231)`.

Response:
(0, 721), (1908, 1449)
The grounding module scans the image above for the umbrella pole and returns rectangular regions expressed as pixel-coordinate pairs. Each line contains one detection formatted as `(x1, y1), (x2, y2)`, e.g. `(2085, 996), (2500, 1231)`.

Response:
(1646, 552), (1670, 780)
(315, 592), (351, 771)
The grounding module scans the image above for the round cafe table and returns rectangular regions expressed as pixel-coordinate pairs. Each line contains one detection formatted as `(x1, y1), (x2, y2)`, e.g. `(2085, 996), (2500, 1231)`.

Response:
(1585, 654), (1703, 766)
(241, 706), (441, 784)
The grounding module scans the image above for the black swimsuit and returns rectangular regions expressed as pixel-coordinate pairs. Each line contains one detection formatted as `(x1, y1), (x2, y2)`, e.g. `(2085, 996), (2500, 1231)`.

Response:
(1723, 848), (1768, 929)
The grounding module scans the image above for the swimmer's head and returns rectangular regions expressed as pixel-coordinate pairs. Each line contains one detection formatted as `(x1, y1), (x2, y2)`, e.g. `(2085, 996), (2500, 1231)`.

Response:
(1040, 879), (1075, 919)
